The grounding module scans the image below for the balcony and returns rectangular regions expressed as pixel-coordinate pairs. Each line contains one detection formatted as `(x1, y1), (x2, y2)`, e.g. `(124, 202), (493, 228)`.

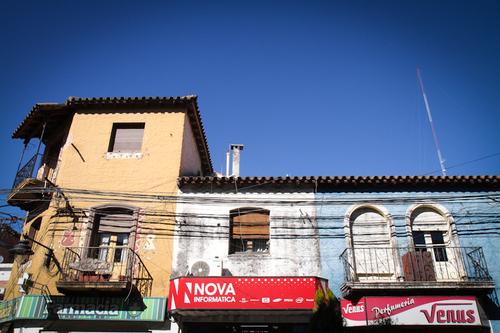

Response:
(56, 246), (153, 297)
(8, 153), (57, 210)
(339, 246), (495, 299)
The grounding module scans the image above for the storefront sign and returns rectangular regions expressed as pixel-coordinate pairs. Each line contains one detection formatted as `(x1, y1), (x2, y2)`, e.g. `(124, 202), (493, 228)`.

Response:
(0, 296), (166, 323)
(0, 297), (21, 323)
(341, 298), (366, 326)
(342, 296), (488, 327)
(168, 277), (328, 311)
(46, 296), (166, 321)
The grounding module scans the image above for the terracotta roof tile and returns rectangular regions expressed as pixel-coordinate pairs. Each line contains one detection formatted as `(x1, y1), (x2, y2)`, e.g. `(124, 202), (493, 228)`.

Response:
(178, 175), (499, 192)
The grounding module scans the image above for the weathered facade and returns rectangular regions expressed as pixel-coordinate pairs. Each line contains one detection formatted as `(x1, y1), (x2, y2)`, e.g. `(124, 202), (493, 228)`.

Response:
(170, 175), (499, 332)
(2, 95), (499, 333)
(316, 175), (499, 332)
(170, 176), (323, 332)
(2, 96), (212, 333)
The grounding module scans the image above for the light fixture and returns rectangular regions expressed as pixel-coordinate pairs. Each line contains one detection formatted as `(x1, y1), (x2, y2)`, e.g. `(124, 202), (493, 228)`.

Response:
(9, 239), (33, 266)
(9, 234), (63, 274)
(9, 240), (34, 256)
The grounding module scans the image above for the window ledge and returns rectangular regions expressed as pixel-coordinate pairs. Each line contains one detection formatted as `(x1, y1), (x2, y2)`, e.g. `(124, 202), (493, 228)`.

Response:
(106, 152), (142, 159)
(228, 252), (271, 257)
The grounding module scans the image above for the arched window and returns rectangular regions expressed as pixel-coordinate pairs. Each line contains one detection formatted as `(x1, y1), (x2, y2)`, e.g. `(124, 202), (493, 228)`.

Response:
(405, 203), (463, 281)
(229, 208), (270, 254)
(350, 207), (390, 248)
(344, 205), (400, 281)
(87, 204), (139, 263)
(410, 207), (449, 261)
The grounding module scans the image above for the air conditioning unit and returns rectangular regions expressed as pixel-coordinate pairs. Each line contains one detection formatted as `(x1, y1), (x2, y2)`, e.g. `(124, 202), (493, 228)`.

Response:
(189, 258), (223, 277)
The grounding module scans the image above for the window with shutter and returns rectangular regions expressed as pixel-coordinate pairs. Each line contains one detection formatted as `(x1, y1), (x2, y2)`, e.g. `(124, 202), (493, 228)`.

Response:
(229, 208), (269, 254)
(89, 206), (137, 263)
(349, 207), (393, 278)
(108, 123), (145, 153)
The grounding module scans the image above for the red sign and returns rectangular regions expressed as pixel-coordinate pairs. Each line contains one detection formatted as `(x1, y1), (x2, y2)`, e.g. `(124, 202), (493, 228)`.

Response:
(341, 298), (366, 326)
(168, 277), (328, 311)
(342, 296), (488, 327)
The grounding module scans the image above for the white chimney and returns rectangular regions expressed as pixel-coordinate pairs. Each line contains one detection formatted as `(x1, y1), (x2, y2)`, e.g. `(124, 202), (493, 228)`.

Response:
(226, 149), (231, 176)
(230, 144), (244, 177)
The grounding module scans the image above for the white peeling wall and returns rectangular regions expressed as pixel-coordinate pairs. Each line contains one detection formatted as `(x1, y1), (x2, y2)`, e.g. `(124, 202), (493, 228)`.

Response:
(172, 188), (320, 278)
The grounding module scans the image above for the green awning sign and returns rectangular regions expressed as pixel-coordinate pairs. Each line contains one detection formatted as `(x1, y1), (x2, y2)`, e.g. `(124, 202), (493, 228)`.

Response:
(0, 296), (166, 323)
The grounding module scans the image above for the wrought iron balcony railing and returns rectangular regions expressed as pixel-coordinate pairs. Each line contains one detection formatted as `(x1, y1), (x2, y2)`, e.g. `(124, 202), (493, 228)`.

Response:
(57, 246), (153, 297)
(340, 246), (492, 284)
(13, 153), (42, 189)
(12, 153), (60, 189)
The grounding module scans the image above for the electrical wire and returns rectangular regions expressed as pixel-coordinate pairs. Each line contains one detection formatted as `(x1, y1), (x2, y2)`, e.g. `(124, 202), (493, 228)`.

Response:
(423, 152), (500, 176)
(2, 181), (499, 242)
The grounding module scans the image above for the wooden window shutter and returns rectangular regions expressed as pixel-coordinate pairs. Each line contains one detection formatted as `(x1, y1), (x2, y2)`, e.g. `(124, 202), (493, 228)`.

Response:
(110, 123), (145, 152)
(97, 211), (135, 233)
(232, 210), (269, 239)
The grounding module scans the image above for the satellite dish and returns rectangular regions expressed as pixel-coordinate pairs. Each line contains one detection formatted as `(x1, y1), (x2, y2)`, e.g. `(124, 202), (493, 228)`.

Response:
(0, 255), (3, 263)
(191, 261), (210, 276)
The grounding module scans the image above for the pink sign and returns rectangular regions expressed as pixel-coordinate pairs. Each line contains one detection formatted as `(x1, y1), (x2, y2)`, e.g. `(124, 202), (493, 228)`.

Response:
(342, 296), (487, 327)
(341, 298), (366, 326)
(168, 277), (328, 311)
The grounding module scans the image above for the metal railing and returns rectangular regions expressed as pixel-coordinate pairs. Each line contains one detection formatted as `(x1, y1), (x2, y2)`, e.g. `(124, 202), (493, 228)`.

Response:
(59, 246), (153, 297)
(12, 154), (60, 189)
(12, 154), (42, 188)
(340, 246), (492, 284)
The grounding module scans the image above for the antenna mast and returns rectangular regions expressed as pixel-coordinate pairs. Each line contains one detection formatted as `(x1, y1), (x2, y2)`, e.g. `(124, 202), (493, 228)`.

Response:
(417, 67), (446, 176)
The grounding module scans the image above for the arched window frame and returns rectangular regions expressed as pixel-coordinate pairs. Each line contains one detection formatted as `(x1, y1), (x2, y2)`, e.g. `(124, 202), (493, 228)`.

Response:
(404, 202), (466, 281)
(343, 204), (402, 281)
(84, 203), (140, 262)
(344, 204), (398, 249)
(405, 202), (461, 249)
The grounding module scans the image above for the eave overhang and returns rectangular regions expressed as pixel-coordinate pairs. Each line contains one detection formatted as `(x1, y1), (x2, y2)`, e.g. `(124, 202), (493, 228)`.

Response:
(178, 175), (499, 192)
(12, 95), (213, 176)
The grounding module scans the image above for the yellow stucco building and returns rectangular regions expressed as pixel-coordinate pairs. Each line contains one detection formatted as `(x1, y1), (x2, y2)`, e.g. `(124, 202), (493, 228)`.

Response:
(3, 95), (212, 333)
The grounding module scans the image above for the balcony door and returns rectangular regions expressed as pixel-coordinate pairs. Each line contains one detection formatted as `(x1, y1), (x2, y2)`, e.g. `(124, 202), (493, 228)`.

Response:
(408, 205), (464, 281)
(97, 233), (130, 264)
(87, 204), (138, 281)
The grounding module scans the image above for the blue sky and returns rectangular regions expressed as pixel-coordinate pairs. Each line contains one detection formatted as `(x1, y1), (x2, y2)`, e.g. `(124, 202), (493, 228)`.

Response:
(1, 1), (499, 219)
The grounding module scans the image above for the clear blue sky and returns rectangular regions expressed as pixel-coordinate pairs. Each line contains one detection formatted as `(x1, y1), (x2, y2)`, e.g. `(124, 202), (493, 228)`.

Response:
(1, 1), (499, 219)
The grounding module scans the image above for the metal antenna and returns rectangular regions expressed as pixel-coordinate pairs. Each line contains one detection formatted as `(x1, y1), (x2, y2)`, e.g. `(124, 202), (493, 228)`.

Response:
(417, 68), (446, 176)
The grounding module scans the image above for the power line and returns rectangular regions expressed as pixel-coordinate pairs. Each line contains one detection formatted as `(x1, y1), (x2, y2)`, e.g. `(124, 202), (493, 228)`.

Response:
(423, 151), (500, 175)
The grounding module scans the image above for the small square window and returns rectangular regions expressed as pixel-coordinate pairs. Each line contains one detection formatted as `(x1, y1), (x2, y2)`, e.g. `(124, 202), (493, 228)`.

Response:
(229, 208), (269, 254)
(108, 123), (145, 153)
